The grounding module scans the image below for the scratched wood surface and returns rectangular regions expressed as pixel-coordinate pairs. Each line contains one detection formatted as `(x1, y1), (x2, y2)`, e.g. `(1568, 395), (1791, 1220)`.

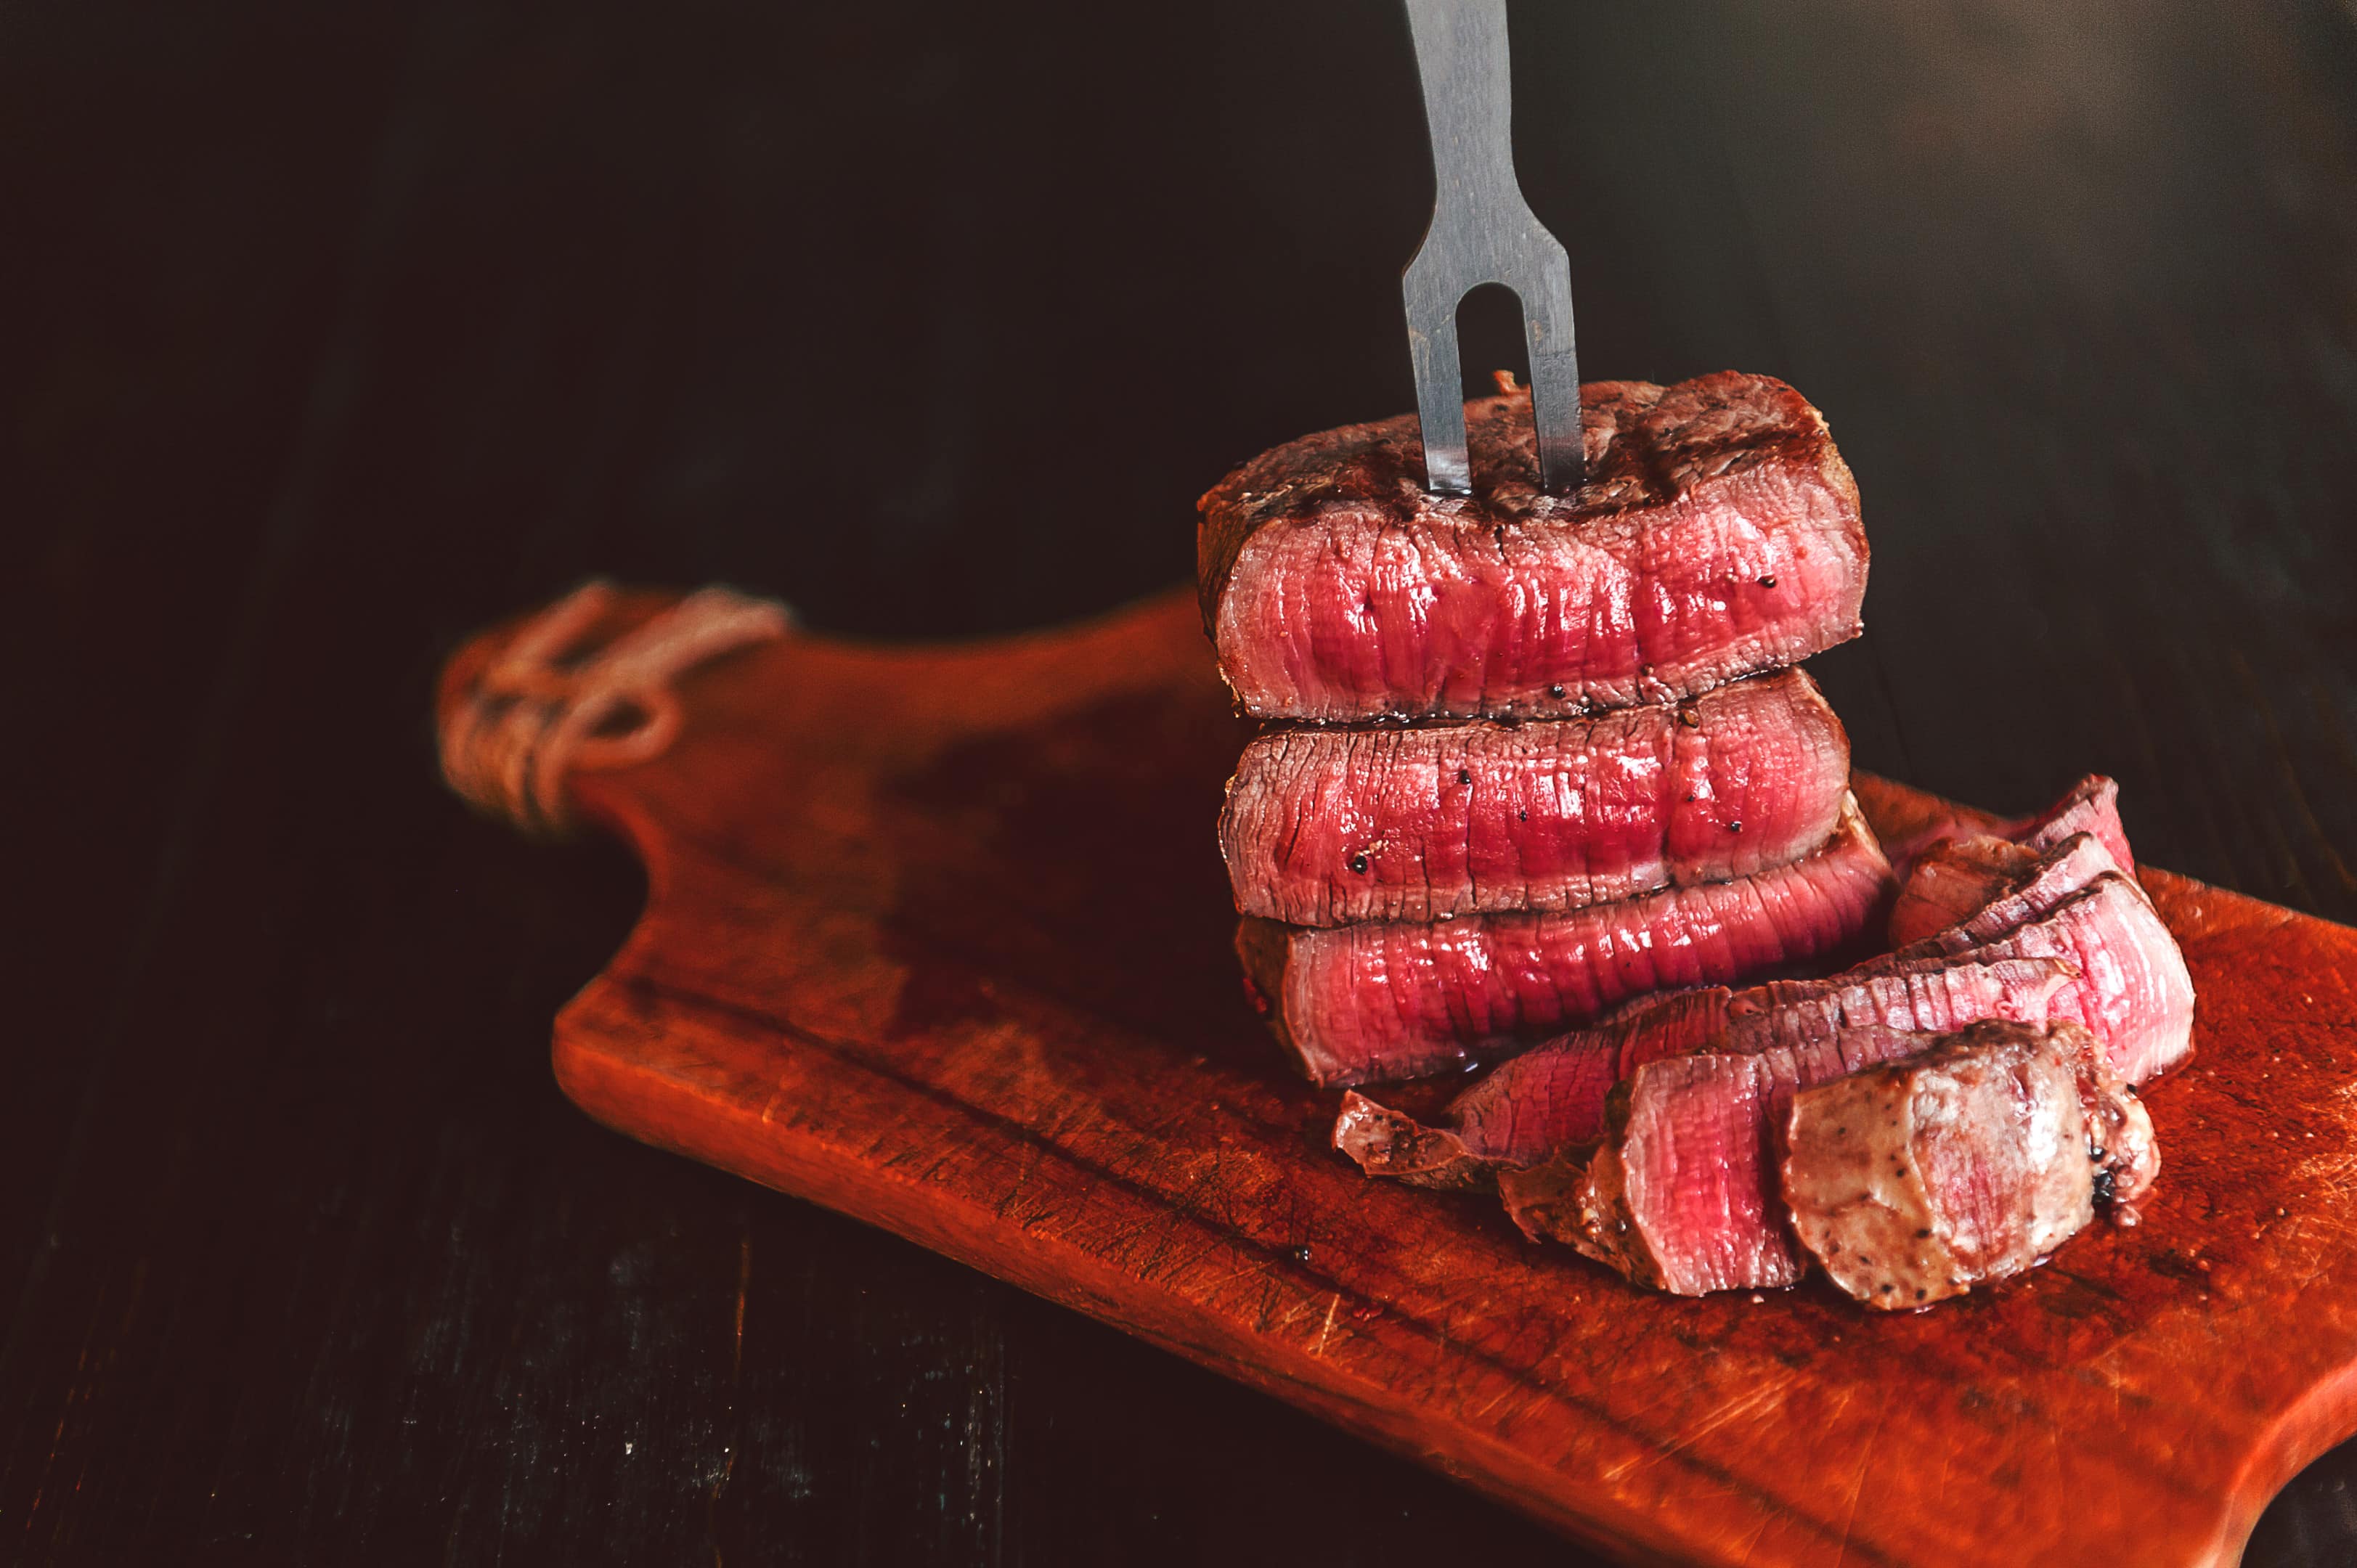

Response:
(438, 585), (2357, 1568)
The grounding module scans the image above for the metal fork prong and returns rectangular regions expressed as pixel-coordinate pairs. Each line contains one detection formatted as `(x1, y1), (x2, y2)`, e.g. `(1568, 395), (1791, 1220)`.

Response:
(1403, 268), (1472, 495)
(1401, 0), (1583, 497)
(1516, 250), (1584, 495)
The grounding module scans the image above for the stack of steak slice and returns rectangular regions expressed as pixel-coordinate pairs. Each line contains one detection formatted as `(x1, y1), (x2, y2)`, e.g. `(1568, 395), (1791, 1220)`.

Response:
(1200, 372), (2194, 1307)
(1200, 372), (1888, 1087)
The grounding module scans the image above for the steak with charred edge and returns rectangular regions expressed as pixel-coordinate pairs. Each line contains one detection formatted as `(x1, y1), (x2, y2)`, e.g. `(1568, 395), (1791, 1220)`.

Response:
(1501, 1024), (1953, 1294)
(1881, 774), (2134, 882)
(1196, 374), (1868, 721)
(1337, 814), (2183, 1180)
(1868, 832), (2191, 1085)
(1860, 773), (2140, 946)
(1886, 836), (2038, 948)
(1783, 1019), (2159, 1309)
(1242, 796), (1895, 1087)
(2016, 775), (2136, 876)
(1497, 867), (2185, 1287)
(1334, 959), (2071, 1190)
(1876, 831), (2125, 958)
(1221, 669), (1850, 927)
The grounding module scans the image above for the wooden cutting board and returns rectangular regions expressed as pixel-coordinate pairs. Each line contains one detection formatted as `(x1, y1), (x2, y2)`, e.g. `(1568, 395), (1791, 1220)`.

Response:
(439, 586), (2357, 1568)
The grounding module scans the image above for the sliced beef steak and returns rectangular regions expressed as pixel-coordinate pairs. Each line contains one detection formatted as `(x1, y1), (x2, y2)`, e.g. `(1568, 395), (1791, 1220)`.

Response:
(1783, 1019), (2159, 1308)
(1886, 812), (2146, 950)
(1881, 830), (2125, 959)
(1886, 836), (2038, 948)
(2015, 775), (2136, 877)
(1336, 814), (2182, 1182)
(1330, 1088), (1558, 1194)
(1497, 1021), (1974, 1295)
(1334, 959), (2069, 1188)
(1197, 374), (1868, 721)
(1517, 1050), (1817, 1294)
(1881, 774), (2134, 883)
(1878, 835), (2191, 1085)
(1222, 669), (1849, 926)
(1330, 779), (2189, 1304)
(1245, 796), (1895, 1085)
(1939, 874), (2191, 1085)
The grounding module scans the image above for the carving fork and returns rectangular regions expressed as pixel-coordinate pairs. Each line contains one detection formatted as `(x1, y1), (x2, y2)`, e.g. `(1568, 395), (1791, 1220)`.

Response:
(1401, 0), (1581, 494)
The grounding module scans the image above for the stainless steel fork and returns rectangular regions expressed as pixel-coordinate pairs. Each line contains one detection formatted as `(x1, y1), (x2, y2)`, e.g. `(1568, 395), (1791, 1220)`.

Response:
(1401, 0), (1581, 495)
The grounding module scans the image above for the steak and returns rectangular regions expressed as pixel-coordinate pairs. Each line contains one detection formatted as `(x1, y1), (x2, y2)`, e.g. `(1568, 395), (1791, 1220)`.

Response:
(1243, 796), (1896, 1086)
(2015, 775), (2136, 877)
(1886, 836), (2038, 948)
(1783, 1019), (2159, 1308)
(1881, 774), (2135, 882)
(1919, 873), (2192, 1085)
(1874, 832), (2191, 1085)
(1329, 777), (2188, 1303)
(1882, 830), (2125, 959)
(1497, 1024), (1958, 1295)
(1337, 819), (2182, 1182)
(1221, 669), (1850, 926)
(1516, 1050), (1818, 1293)
(1197, 374), (1868, 721)
(1334, 959), (2070, 1188)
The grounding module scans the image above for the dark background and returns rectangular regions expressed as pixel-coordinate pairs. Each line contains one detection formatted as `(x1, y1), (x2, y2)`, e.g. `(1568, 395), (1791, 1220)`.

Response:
(7, 0), (2357, 1561)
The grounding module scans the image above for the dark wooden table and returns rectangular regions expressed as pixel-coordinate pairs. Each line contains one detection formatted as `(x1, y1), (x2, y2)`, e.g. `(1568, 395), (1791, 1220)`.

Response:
(7, 1), (2355, 1561)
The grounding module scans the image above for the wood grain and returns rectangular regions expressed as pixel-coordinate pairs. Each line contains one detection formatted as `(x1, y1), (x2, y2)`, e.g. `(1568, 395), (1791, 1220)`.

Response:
(443, 586), (2357, 1568)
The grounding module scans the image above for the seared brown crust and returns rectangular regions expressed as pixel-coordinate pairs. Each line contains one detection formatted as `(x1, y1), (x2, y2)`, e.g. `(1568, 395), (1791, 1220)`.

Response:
(1194, 372), (1868, 719)
(1500, 1145), (1652, 1270)
(1331, 1092), (1498, 1192)
(1780, 1019), (2154, 1310)
(1198, 375), (1859, 618)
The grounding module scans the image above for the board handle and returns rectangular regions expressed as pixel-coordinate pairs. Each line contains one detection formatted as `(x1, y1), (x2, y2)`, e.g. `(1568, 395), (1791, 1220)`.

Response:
(436, 581), (791, 837)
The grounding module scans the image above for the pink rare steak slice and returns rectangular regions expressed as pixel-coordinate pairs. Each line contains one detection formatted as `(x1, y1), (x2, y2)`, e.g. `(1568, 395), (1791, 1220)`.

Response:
(1334, 956), (2072, 1190)
(1197, 372), (1868, 721)
(1239, 796), (1896, 1087)
(1220, 669), (1850, 927)
(1331, 779), (2191, 1299)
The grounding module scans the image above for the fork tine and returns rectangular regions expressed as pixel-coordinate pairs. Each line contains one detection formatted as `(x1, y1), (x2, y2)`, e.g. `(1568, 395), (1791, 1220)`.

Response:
(1514, 247), (1584, 494)
(1404, 264), (1472, 495)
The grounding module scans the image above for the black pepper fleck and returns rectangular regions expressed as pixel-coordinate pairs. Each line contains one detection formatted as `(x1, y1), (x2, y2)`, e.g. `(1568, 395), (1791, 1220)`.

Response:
(1290, 1244), (1313, 1264)
(1458, 768), (1472, 785)
(1729, 820), (1743, 833)
(1349, 853), (1370, 875)
(1759, 574), (1777, 588)
(1547, 683), (1566, 699)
